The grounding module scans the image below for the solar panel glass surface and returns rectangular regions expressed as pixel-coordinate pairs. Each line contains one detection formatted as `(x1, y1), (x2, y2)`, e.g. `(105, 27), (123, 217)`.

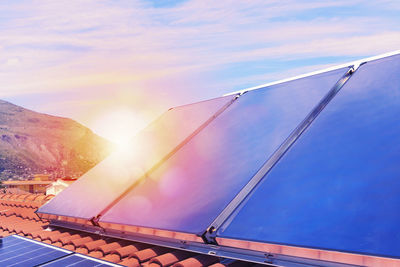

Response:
(41, 254), (122, 266)
(100, 68), (348, 234)
(0, 235), (71, 266)
(38, 95), (236, 220)
(217, 55), (400, 258)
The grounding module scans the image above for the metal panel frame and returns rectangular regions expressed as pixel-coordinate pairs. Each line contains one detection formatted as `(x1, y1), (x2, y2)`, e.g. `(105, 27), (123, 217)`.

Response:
(47, 220), (359, 267)
(226, 49), (399, 95)
(216, 237), (400, 267)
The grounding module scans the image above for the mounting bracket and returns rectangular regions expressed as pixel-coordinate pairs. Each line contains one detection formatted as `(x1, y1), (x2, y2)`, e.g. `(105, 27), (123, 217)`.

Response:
(200, 226), (218, 245)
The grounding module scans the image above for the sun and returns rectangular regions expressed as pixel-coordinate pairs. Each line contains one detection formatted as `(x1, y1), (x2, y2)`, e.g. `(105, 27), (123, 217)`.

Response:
(91, 107), (148, 146)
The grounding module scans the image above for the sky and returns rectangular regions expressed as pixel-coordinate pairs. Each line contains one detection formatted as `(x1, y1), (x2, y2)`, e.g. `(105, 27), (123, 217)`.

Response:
(1, 0), (399, 143)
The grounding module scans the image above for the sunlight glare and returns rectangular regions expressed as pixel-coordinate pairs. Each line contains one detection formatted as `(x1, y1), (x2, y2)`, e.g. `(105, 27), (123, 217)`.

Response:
(91, 107), (148, 147)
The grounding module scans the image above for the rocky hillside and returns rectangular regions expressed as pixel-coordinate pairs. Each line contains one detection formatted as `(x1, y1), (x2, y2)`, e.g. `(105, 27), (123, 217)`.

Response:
(0, 100), (114, 179)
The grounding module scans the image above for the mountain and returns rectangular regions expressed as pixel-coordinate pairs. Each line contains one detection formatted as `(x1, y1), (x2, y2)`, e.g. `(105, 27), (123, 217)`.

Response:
(0, 99), (114, 180)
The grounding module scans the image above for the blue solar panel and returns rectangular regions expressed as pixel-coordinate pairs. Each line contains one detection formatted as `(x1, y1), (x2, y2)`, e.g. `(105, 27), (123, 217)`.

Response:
(217, 55), (400, 258)
(99, 67), (348, 234)
(38, 95), (236, 220)
(41, 254), (122, 266)
(0, 235), (122, 266)
(0, 235), (71, 266)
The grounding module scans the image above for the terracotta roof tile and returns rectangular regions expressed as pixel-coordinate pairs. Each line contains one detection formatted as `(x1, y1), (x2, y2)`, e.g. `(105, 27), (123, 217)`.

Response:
(62, 244), (75, 251)
(113, 243), (151, 258)
(51, 241), (63, 247)
(120, 257), (141, 267)
(75, 247), (90, 255)
(24, 194), (37, 201)
(88, 250), (105, 258)
(130, 247), (171, 263)
(173, 255), (219, 267)
(46, 231), (71, 242)
(82, 238), (107, 251)
(208, 261), (253, 267)
(36, 230), (64, 240)
(70, 235), (96, 247)
(101, 253), (122, 263)
(33, 195), (46, 202)
(98, 241), (125, 254)
(149, 250), (194, 266)
(44, 194), (55, 201)
(0, 193), (255, 267)
(59, 233), (84, 245)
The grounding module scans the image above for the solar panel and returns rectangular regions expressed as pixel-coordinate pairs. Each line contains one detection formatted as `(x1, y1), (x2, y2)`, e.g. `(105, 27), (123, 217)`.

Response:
(0, 235), (71, 266)
(37, 95), (236, 220)
(0, 235), (122, 266)
(98, 67), (349, 235)
(41, 254), (122, 266)
(217, 55), (400, 258)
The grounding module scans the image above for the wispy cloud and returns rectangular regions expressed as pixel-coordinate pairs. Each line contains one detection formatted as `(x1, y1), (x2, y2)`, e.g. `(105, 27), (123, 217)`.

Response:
(0, 0), (399, 139)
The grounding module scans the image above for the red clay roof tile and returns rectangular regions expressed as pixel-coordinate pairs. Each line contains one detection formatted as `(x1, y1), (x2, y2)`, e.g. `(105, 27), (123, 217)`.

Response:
(173, 255), (219, 267)
(62, 244), (75, 251)
(120, 257), (141, 267)
(149, 250), (194, 267)
(83, 239), (107, 251)
(88, 250), (105, 258)
(70, 236), (96, 247)
(130, 247), (171, 263)
(209, 261), (253, 267)
(75, 247), (90, 255)
(97, 241), (124, 254)
(113, 243), (151, 258)
(101, 253), (121, 263)
(0, 193), (255, 267)
(59, 233), (83, 244)
(51, 241), (63, 247)
(47, 232), (71, 242)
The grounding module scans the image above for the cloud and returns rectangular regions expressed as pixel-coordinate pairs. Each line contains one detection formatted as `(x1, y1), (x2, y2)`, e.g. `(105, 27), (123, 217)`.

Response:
(0, 0), (399, 138)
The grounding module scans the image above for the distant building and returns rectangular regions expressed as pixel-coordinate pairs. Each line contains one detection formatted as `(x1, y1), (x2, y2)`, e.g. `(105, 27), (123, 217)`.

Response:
(2, 180), (52, 194)
(33, 174), (51, 181)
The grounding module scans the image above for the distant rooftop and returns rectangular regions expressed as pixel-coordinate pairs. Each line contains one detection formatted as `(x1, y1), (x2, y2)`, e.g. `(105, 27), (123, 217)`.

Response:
(2, 180), (53, 185)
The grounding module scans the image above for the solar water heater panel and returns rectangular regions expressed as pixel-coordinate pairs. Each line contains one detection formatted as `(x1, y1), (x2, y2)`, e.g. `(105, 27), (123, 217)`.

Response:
(99, 67), (349, 235)
(218, 55), (400, 259)
(37, 95), (236, 220)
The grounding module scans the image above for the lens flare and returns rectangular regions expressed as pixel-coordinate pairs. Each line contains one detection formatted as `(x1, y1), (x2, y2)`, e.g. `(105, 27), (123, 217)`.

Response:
(90, 107), (147, 146)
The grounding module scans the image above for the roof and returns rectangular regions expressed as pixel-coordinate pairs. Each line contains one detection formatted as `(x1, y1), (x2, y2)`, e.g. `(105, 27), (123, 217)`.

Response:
(0, 193), (253, 267)
(60, 177), (77, 181)
(2, 180), (53, 185)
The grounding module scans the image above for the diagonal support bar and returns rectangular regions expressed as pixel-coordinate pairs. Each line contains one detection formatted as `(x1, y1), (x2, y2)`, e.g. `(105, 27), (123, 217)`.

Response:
(93, 94), (240, 225)
(202, 64), (360, 244)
